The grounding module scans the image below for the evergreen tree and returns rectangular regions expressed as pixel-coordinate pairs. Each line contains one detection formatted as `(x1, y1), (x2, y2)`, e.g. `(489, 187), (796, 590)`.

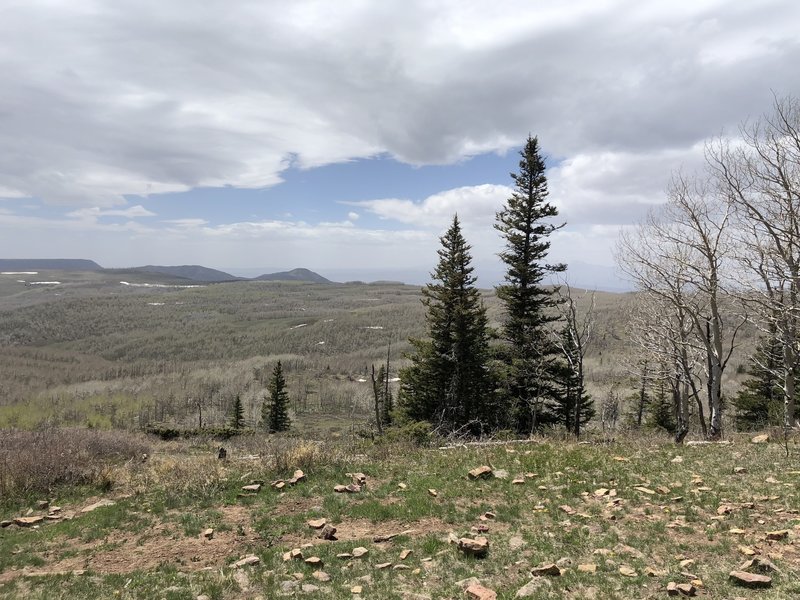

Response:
(373, 364), (394, 427)
(646, 380), (677, 434)
(399, 215), (492, 432)
(495, 135), (565, 433)
(263, 361), (291, 433)
(229, 394), (245, 430)
(732, 328), (783, 430)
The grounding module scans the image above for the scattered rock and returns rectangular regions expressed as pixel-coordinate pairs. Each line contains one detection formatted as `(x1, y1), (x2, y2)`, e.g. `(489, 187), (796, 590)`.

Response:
(202, 528), (214, 540)
(288, 469), (306, 485)
(479, 511), (496, 521)
(232, 555), (260, 568)
(751, 434), (770, 444)
(35, 500), (49, 510)
(312, 570), (330, 582)
(336, 553), (353, 559)
(352, 547), (369, 558)
(308, 518), (327, 529)
(351, 585), (362, 594)
(81, 499), (115, 513)
(465, 583), (497, 599)
(578, 563), (597, 573)
(530, 564), (562, 577)
(304, 556), (323, 567)
(515, 579), (551, 597)
(13, 516), (44, 527)
(634, 486), (655, 495)
(512, 477), (525, 485)
(428, 489), (438, 497)
(398, 482), (407, 490)
(301, 584), (319, 593)
(493, 469), (509, 480)
(729, 570), (772, 588)
(0, 520), (12, 528)
(350, 472), (367, 486)
(375, 562), (392, 569)
(319, 524), (337, 540)
(734, 466), (747, 474)
(618, 565), (637, 577)
(400, 549), (412, 560)
(458, 537), (489, 558)
(766, 530), (789, 541)
(241, 484), (261, 492)
(739, 557), (780, 573)
(738, 545), (757, 556)
(559, 505), (576, 515)
(280, 580), (299, 593)
(289, 548), (304, 561)
(468, 466), (493, 480)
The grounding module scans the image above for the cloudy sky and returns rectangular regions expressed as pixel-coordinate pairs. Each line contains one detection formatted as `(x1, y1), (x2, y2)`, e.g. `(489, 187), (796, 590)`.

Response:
(1, 1), (799, 286)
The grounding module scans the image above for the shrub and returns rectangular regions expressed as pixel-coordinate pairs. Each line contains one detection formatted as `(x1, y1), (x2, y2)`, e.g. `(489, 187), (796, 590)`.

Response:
(0, 427), (150, 505)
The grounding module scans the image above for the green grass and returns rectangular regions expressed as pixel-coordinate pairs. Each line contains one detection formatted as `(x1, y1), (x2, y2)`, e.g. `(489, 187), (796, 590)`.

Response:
(2, 433), (799, 599)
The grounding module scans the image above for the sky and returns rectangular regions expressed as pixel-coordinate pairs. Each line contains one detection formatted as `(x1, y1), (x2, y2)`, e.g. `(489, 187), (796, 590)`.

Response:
(1, 1), (799, 287)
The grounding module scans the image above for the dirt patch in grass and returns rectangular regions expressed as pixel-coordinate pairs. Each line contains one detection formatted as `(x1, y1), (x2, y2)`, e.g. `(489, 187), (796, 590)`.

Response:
(0, 505), (260, 583)
(278, 516), (451, 547)
(272, 495), (326, 516)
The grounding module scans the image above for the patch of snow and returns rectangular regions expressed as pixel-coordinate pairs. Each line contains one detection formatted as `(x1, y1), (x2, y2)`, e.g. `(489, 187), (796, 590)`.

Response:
(30, 281), (61, 285)
(1, 271), (38, 275)
(290, 323), (308, 330)
(356, 378), (367, 383)
(363, 326), (384, 330)
(316, 341), (326, 345)
(323, 319), (334, 322)
(119, 281), (203, 288)
(388, 377), (400, 383)
(147, 302), (165, 306)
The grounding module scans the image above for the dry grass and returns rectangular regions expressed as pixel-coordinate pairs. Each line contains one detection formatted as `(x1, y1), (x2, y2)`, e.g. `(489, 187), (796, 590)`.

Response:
(0, 428), (149, 503)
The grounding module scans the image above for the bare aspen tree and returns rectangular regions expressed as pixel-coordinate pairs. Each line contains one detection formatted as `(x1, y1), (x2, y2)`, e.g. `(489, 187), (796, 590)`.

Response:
(617, 172), (741, 439)
(707, 95), (800, 430)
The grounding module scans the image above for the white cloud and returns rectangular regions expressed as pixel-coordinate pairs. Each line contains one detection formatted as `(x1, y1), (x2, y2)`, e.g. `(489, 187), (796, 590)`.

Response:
(0, 1), (798, 207)
(347, 184), (512, 228)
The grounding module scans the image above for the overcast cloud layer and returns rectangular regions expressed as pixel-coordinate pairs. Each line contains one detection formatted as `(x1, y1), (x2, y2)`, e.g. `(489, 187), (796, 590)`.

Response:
(1, 0), (799, 284)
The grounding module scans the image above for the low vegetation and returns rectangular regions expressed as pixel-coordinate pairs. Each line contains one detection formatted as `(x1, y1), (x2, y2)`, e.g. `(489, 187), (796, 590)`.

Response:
(1, 430), (799, 598)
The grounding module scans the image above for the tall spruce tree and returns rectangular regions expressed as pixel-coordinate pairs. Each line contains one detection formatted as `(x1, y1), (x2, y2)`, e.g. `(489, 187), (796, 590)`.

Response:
(495, 135), (565, 433)
(400, 215), (492, 432)
(263, 361), (291, 433)
(229, 394), (245, 430)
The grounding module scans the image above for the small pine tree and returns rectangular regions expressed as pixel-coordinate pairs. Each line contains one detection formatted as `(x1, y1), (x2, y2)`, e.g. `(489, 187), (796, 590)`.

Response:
(264, 361), (291, 433)
(646, 380), (676, 434)
(400, 215), (492, 432)
(553, 327), (594, 433)
(229, 394), (245, 430)
(495, 135), (565, 433)
(373, 364), (394, 427)
(732, 328), (784, 430)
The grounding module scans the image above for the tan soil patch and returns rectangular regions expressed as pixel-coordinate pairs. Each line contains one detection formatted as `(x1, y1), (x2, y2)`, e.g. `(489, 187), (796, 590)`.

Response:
(272, 495), (325, 517)
(0, 505), (259, 583)
(278, 516), (451, 547)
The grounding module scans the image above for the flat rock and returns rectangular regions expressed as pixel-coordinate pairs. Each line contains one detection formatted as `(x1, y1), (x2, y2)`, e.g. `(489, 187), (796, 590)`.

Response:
(301, 584), (319, 593)
(232, 555), (260, 568)
(318, 524), (337, 540)
(740, 557), (780, 573)
(288, 469), (305, 484)
(312, 570), (330, 582)
(465, 583), (497, 599)
(578, 563), (597, 573)
(468, 466), (493, 480)
(493, 469), (509, 480)
(352, 547), (369, 558)
(619, 565), (637, 577)
(729, 570), (772, 588)
(751, 434), (770, 444)
(350, 586), (362, 594)
(766, 530), (789, 541)
(531, 563), (562, 577)
(13, 516), (44, 527)
(202, 528), (214, 539)
(308, 518), (327, 529)
(428, 488), (438, 497)
(81, 499), (116, 513)
(241, 484), (261, 492)
(304, 556), (323, 567)
(458, 537), (489, 558)
(375, 562), (392, 569)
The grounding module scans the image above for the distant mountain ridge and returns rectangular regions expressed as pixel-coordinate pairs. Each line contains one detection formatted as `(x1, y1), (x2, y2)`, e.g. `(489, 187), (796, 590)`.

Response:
(0, 258), (103, 271)
(253, 268), (332, 284)
(132, 265), (241, 282)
